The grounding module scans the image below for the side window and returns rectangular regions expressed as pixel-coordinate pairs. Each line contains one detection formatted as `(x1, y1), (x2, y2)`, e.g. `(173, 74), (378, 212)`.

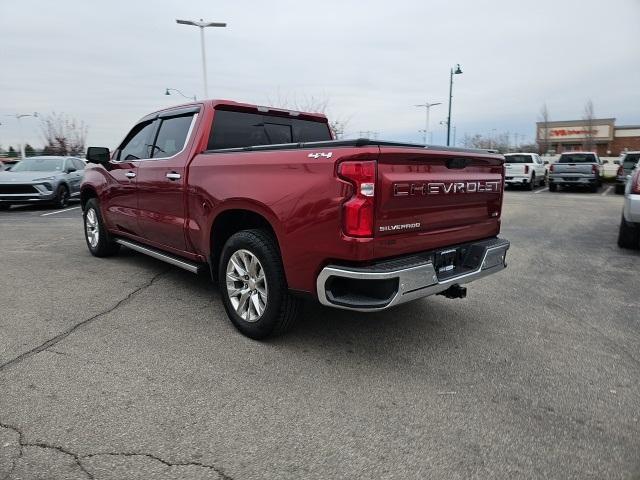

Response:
(64, 159), (74, 172)
(151, 114), (195, 159)
(118, 121), (156, 161)
(73, 158), (85, 170)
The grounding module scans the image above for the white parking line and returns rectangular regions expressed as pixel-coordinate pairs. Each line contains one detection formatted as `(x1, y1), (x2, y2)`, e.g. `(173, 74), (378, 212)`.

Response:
(601, 186), (612, 196)
(534, 187), (549, 194)
(40, 206), (81, 217)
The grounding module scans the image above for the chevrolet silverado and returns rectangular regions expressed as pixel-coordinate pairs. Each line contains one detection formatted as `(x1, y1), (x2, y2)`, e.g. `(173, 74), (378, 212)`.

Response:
(81, 100), (510, 338)
(548, 151), (603, 192)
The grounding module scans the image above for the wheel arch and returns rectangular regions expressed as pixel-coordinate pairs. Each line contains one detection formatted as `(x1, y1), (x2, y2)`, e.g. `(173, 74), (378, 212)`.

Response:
(208, 207), (284, 282)
(80, 186), (98, 210)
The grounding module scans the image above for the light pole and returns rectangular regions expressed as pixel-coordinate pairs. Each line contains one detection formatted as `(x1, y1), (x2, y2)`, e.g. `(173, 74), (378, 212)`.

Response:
(5, 113), (38, 160)
(176, 18), (227, 99)
(446, 64), (463, 146)
(415, 101), (441, 145)
(165, 88), (197, 101)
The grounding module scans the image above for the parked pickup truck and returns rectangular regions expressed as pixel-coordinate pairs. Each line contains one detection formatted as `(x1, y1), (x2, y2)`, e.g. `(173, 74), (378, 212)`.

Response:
(548, 152), (603, 192)
(504, 153), (547, 190)
(81, 99), (510, 339)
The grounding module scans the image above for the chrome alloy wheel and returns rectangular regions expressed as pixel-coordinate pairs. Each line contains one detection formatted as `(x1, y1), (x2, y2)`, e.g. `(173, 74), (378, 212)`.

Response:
(226, 249), (268, 322)
(85, 208), (100, 248)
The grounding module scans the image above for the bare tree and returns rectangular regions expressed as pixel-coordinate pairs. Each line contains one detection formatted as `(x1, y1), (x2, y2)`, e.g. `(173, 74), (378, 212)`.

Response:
(539, 103), (551, 155)
(266, 92), (350, 139)
(461, 132), (512, 152)
(40, 112), (88, 156)
(582, 99), (595, 151)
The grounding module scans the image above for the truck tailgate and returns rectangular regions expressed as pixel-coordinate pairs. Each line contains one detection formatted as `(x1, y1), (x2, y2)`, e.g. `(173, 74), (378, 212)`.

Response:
(375, 148), (504, 240)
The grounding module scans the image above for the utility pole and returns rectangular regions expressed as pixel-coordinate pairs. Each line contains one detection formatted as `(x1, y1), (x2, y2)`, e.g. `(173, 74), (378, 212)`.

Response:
(446, 64), (463, 146)
(5, 113), (38, 160)
(176, 18), (227, 99)
(415, 102), (441, 145)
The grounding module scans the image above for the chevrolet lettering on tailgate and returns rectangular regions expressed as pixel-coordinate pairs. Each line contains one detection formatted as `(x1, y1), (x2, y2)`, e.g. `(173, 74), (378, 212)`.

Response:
(393, 180), (501, 196)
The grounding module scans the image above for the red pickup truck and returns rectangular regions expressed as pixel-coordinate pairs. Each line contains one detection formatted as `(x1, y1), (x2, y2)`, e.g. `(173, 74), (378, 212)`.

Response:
(82, 99), (509, 338)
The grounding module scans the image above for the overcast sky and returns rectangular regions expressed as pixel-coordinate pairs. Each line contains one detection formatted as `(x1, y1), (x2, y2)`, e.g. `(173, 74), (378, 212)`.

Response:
(1, 0), (639, 150)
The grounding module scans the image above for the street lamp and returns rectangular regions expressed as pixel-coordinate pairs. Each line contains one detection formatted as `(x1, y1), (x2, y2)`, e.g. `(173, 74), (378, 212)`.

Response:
(165, 88), (197, 101)
(176, 18), (227, 99)
(415, 101), (441, 145)
(5, 113), (38, 160)
(446, 64), (463, 146)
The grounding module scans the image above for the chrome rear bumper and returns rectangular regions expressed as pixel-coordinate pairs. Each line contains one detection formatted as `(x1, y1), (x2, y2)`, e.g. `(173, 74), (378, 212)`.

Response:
(316, 237), (510, 312)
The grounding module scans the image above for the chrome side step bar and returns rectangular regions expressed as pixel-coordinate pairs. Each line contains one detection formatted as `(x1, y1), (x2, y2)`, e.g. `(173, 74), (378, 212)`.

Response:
(115, 238), (203, 274)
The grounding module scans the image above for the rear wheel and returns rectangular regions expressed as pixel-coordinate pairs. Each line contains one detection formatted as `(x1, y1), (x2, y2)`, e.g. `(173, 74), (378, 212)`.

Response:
(615, 184), (625, 195)
(618, 215), (640, 249)
(590, 183), (598, 193)
(219, 229), (300, 339)
(0, 203), (11, 211)
(83, 198), (120, 257)
(549, 183), (557, 192)
(528, 174), (535, 190)
(54, 184), (70, 208)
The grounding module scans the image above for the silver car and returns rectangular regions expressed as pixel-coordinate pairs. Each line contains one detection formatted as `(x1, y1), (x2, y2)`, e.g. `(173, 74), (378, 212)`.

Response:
(0, 156), (85, 210)
(618, 160), (640, 249)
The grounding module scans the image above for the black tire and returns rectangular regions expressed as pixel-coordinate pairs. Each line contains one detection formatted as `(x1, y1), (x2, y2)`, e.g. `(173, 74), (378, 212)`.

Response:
(590, 183), (598, 193)
(528, 174), (535, 191)
(540, 173), (546, 187)
(0, 203), (11, 211)
(83, 198), (120, 257)
(615, 184), (625, 195)
(54, 184), (70, 208)
(549, 183), (557, 192)
(218, 229), (300, 339)
(618, 215), (640, 249)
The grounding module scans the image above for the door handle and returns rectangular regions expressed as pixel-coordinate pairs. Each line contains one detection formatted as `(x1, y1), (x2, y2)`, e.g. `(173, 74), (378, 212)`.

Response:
(166, 172), (181, 180)
(125, 171), (136, 178)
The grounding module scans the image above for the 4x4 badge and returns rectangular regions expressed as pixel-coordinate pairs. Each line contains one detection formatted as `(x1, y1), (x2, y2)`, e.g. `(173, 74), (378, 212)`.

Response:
(308, 152), (332, 159)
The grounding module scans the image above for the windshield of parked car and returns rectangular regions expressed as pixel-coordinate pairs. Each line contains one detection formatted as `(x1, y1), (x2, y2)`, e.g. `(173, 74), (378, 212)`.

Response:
(622, 154), (639, 170)
(10, 158), (64, 172)
(558, 153), (596, 163)
(504, 155), (532, 164)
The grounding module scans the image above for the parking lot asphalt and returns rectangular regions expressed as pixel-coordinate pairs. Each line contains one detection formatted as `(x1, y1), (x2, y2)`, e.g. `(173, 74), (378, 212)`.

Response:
(1, 187), (639, 480)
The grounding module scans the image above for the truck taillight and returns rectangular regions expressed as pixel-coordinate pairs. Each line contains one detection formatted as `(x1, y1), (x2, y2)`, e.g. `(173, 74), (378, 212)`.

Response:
(632, 170), (640, 194)
(617, 165), (624, 176)
(338, 160), (376, 237)
(549, 164), (554, 172)
(524, 165), (529, 174)
(592, 164), (598, 175)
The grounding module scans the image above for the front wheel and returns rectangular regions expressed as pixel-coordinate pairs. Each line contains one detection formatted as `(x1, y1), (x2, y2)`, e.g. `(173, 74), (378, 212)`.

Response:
(54, 184), (70, 208)
(549, 183), (557, 192)
(615, 184), (625, 195)
(83, 198), (120, 257)
(219, 229), (300, 339)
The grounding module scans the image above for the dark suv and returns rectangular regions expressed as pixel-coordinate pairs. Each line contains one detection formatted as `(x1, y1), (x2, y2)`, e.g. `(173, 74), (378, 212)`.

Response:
(616, 152), (640, 194)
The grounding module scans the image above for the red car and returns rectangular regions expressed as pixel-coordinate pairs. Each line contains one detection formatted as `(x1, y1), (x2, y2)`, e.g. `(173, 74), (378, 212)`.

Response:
(82, 99), (510, 338)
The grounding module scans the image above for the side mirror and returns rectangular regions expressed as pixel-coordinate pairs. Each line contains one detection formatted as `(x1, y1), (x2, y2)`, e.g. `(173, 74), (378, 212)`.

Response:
(544, 160), (549, 165)
(86, 147), (111, 165)
(613, 160), (620, 165)
(66, 166), (77, 173)
(602, 160), (609, 164)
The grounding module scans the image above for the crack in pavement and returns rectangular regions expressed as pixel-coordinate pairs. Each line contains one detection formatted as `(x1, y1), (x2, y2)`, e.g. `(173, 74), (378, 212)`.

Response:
(83, 452), (233, 479)
(0, 422), (232, 480)
(0, 270), (167, 373)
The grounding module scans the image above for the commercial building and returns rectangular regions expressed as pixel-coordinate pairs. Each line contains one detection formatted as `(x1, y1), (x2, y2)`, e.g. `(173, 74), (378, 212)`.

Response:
(536, 119), (640, 156)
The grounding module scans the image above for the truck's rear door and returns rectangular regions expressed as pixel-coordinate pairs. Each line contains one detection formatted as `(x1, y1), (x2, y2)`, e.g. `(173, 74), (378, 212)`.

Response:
(374, 147), (504, 256)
